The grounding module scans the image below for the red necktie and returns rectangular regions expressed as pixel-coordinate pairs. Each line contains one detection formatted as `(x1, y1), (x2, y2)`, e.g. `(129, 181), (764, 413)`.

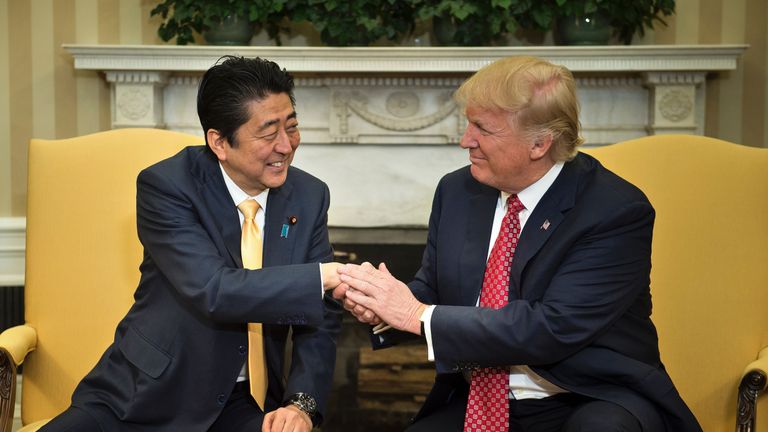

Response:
(464, 194), (525, 432)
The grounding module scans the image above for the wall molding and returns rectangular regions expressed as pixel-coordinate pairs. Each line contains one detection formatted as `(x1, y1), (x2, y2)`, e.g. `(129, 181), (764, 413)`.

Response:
(0, 218), (25, 286)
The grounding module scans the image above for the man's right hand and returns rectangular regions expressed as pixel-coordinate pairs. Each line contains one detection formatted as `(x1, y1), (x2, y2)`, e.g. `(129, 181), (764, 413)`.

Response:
(320, 262), (344, 290)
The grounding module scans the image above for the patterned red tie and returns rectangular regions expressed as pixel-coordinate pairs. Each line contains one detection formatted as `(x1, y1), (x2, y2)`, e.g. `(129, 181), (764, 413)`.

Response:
(464, 194), (525, 432)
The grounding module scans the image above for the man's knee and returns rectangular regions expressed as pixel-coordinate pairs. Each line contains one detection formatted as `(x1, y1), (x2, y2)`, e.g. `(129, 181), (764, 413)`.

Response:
(562, 400), (641, 432)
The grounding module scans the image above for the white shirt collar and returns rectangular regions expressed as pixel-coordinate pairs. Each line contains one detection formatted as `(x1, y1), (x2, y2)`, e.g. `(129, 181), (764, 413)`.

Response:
(219, 163), (269, 210)
(501, 161), (564, 214)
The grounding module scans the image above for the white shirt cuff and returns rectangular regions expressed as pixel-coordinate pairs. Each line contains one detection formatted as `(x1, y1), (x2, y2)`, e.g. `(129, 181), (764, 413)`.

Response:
(421, 305), (436, 361)
(318, 263), (324, 298)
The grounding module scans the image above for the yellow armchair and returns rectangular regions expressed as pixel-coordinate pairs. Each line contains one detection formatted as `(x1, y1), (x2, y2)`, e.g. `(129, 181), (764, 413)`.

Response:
(585, 135), (768, 432)
(0, 128), (203, 432)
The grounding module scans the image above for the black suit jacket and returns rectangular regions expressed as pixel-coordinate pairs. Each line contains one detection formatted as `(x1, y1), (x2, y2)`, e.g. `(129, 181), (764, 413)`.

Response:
(69, 146), (342, 430)
(378, 152), (701, 431)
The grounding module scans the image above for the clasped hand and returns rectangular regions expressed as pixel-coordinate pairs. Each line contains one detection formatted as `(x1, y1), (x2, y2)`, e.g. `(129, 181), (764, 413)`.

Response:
(331, 262), (425, 335)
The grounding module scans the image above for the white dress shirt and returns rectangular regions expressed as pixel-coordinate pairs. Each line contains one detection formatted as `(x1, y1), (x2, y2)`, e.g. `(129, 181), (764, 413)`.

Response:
(421, 162), (568, 399)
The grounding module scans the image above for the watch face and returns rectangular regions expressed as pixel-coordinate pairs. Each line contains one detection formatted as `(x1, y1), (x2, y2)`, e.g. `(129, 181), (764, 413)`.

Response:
(292, 393), (317, 415)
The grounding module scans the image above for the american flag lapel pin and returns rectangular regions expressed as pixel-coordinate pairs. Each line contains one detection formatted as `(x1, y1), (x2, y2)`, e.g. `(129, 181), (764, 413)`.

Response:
(541, 219), (551, 230)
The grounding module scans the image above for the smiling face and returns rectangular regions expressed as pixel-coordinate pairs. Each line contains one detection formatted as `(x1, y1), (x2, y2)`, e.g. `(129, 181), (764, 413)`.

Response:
(208, 92), (300, 196)
(460, 104), (539, 194)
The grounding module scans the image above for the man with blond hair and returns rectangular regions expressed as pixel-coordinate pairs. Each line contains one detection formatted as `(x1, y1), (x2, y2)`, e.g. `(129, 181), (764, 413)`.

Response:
(335, 56), (701, 431)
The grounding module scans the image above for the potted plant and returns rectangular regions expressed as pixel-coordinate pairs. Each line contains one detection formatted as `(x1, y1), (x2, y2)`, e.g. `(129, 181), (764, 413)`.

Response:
(550, 0), (675, 45)
(286, 0), (418, 46)
(416, 0), (550, 46)
(150, 0), (290, 45)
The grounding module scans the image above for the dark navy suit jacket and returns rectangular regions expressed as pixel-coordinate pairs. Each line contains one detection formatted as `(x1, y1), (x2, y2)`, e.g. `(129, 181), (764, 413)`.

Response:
(379, 152), (701, 431)
(69, 146), (342, 430)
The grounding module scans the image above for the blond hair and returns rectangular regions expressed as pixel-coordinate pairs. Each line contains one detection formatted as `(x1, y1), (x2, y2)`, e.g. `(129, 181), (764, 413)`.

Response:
(454, 56), (583, 161)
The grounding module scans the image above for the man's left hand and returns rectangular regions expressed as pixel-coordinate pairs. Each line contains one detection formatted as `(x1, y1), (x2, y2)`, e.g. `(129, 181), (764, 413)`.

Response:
(338, 262), (425, 335)
(262, 405), (312, 432)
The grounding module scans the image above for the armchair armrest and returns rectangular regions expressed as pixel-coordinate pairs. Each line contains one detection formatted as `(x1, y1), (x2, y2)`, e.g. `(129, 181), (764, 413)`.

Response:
(0, 325), (38, 366)
(0, 325), (37, 432)
(737, 346), (768, 432)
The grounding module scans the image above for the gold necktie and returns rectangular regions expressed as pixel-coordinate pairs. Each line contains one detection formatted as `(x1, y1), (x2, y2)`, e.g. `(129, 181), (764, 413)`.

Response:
(237, 199), (267, 408)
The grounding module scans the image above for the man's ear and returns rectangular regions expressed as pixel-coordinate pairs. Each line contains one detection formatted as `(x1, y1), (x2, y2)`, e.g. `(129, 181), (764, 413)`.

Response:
(530, 133), (553, 161)
(207, 129), (227, 161)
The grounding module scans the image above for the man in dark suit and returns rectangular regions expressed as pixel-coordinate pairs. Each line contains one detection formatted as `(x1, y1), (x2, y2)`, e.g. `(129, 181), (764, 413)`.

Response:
(335, 56), (701, 431)
(41, 56), (342, 432)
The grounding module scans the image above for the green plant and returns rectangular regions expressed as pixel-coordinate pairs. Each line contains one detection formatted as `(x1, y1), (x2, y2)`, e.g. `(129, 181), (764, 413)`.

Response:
(551, 0), (675, 44)
(150, 0), (289, 45)
(417, 0), (550, 46)
(286, 0), (418, 46)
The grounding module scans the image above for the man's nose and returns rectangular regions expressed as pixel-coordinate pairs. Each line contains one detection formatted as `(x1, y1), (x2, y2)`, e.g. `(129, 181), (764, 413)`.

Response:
(274, 129), (293, 153)
(460, 128), (477, 149)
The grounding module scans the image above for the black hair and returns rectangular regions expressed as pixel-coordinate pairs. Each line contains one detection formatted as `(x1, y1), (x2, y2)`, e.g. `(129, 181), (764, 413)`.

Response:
(197, 55), (295, 147)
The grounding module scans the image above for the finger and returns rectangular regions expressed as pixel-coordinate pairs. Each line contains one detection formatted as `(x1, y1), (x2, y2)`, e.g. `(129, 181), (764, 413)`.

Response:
(262, 412), (274, 432)
(331, 283), (349, 300)
(346, 288), (375, 310)
(270, 412), (287, 432)
(362, 309), (376, 322)
(343, 297), (358, 311)
(339, 263), (380, 281)
(378, 262), (393, 276)
(352, 304), (368, 316)
(339, 271), (382, 296)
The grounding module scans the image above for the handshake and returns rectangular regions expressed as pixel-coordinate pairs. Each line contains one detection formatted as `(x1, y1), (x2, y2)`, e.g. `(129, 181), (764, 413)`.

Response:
(320, 262), (426, 336)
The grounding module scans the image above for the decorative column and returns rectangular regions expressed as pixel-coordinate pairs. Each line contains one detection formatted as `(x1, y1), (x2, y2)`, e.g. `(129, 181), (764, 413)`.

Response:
(105, 71), (169, 129)
(644, 72), (707, 135)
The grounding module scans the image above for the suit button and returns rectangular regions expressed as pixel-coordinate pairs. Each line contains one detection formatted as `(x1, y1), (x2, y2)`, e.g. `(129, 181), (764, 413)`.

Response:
(238, 345), (247, 355)
(216, 393), (226, 406)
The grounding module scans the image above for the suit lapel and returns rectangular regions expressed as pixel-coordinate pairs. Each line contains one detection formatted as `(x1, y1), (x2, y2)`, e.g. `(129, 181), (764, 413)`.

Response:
(460, 180), (498, 306)
(263, 177), (296, 267)
(191, 148), (243, 268)
(509, 155), (585, 297)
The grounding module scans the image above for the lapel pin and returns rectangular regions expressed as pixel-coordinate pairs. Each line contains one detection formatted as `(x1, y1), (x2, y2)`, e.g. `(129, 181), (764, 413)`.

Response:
(288, 215), (298, 225)
(280, 224), (290, 238)
(541, 220), (551, 231)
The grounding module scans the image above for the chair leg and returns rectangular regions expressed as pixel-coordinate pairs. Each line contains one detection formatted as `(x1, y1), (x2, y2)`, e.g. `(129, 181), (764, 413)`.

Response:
(0, 349), (17, 432)
(737, 370), (767, 432)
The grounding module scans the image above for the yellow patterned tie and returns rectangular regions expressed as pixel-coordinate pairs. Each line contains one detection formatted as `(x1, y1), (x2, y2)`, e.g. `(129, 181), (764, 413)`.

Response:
(237, 199), (267, 408)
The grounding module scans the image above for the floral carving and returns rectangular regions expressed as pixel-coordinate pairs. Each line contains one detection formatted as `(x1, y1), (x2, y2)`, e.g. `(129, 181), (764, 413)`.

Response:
(659, 89), (693, 123)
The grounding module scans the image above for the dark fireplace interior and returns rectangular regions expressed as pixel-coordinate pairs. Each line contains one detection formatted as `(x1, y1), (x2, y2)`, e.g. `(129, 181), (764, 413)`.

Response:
(322, 239), (433, 432)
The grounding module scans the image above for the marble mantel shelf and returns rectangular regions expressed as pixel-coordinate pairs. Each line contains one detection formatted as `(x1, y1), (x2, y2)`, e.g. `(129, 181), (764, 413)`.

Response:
(62, 44), (745, 230)
(64, 44), (746, 73)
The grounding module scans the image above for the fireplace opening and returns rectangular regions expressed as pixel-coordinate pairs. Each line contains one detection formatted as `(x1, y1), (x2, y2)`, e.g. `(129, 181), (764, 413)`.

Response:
(322, 241), (434, 432)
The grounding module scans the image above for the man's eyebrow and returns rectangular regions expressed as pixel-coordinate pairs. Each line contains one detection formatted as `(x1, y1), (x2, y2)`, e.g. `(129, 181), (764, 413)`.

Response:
(258, 111), (298, 131)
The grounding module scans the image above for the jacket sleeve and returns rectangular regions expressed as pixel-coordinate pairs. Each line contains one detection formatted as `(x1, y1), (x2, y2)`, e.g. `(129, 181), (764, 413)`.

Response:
(135, 166), (325, 326)
(283, 183), (343, 419)
(430, 199), (655, 371)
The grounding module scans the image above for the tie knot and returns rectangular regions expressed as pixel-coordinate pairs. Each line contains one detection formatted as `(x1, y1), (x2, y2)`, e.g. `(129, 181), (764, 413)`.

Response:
(506, 194), (525, 214)
(238, 199), (260, 220)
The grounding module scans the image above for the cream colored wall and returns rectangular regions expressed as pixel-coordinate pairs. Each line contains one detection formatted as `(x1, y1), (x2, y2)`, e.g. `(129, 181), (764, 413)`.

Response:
(0, 0), (767, 218)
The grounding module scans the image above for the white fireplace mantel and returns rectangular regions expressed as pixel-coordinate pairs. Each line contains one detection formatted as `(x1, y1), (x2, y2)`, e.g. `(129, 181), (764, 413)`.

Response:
(63, 44), (746, 230)
(65, 44), (744, 73)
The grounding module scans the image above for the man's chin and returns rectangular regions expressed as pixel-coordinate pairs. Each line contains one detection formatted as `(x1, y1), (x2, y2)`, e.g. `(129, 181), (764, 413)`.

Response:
(264, 172), (289, 189)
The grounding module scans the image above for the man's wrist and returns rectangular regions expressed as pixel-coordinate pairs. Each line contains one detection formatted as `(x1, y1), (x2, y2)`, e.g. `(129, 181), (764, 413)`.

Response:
(409, 303), (428, 335)
(284, 392), (318, 426)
